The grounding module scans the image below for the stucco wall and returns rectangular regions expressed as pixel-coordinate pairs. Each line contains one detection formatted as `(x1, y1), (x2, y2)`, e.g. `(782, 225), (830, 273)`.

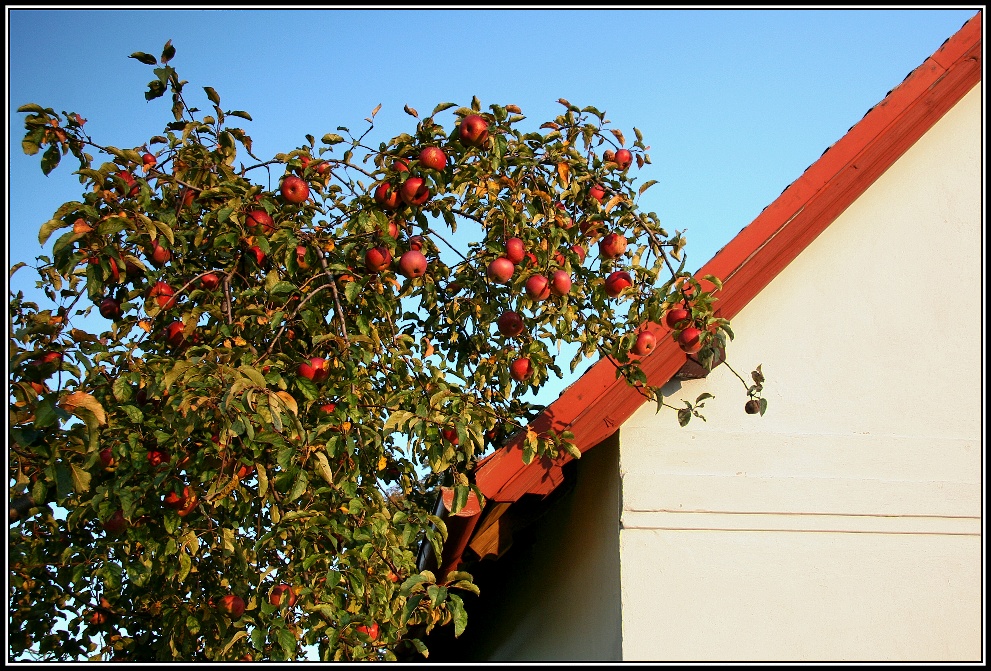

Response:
(619, 82), (982, 661)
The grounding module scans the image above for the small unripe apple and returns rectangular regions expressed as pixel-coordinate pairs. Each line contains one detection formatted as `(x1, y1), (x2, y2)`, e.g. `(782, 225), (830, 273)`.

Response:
(365, 245), (393, 273)
(246, 209), (275, 236)
(418, 146), (447, 171)
(604, 271), (633, 298)
(631, 330), (657, 356)
(400, 176), (431, 206)
(459, 114), (489, 148)
(505, 237), (526, 265)
(550, 270), (572, 296)
(200, 273), (221, 291)
(599, 233), (627, 259)
(373, 182), (402, 210)
(280, 175), (309, 204)
(664, 307), (691, 329)
(589, 184), (606, 203)
(398, 250), (428, 278)
(677, 327), (703, 354)
(269, 584), (297, 608)
(614, 148), (633, 170)
(496, 310), (525, 337)
(486, 257), (515, 284)
(510, 357), (534, 382)
(217, 594), (245, 620)
(525, 274), (551, 301)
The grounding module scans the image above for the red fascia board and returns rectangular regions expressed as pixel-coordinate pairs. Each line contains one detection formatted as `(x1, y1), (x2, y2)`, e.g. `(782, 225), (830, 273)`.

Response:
(473, 12), (982, 504)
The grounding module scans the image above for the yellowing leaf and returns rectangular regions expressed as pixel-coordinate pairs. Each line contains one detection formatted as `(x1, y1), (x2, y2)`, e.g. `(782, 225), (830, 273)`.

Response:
(60, 392), (106, 425)
(604, 194), (624, 213)
(377, 455), (387, 471)
(274, 391), (298, 415)
(233, 336), (247, 346)
(556, 162), (570, 187)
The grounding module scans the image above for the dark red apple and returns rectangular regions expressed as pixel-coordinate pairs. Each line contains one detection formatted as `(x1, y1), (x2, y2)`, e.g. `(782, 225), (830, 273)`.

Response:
(510, 357), (533, 382)
(604, 271), (633, 298)
(149, 282), (177, 310)
(441, 428), (459, 445)
(100, 448), (115, 469)
(486, 257), (515, 284)
(103, 510), (127, 535)
(599, 233), (627, 259)
(589, 184), (606, 203)
(164, 322), (186, 348)
(409, 236), (425, 252)
(149, 240), (171, 267)
(459, 114), (489, 148)
(246, 209), (275, 236)
(147, 447), (170, 468)
(496, 310), (525, 337)
(116, 171), (139, 197)
(281, 175), (309, 204)
(217, 594), (245, 619)
(398, 250), (428, 278)
(142, 153), (157, 168)
(99, 297), (123, 320)
(356, 622), (380, 642)
(400, 176), (431, 206)
(419, 146), (447, 171)
(269, 584), (297, 608)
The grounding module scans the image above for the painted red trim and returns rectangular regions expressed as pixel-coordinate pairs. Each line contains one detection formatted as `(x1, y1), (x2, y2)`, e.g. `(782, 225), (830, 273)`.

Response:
(439, 11), (982, 570)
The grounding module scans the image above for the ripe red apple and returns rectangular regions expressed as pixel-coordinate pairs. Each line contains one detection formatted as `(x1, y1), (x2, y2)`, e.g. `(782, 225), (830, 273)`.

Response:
(246, 209), (275, 236)
(677, 326), (703, 354)
(269, 584), (297, 608)
(570, 244), (587, 264)
(418, 146), (447, 171)
(320, 402), (337, 414)
(398, 250), (428, 279)
(365, 245), (393, 273)
(99, 297), (123, 320)
(614, 148), (633, 170)
(631, 330), (657, 356)
(599, 232), (627, 259)
(510, 357), (533, 382)
(103, 510), (127, 535)
(459, 114), (489, 148)
(235, 463), (255, 479)
(486, 257), (515, 284)
(393, 158), (410, 173)
(217, 594), (245, 619)
(149, 282), (177, 310)
(604, 271), (633, 298)
(589, 184), (606, 203)
(147, 447), (171, 468)
(247, 245), (266, 266)
(163, 485), (197, 516)
(525, 274), (551, 301)
(496, 310), (525, 337)
(373, 182), (402, 210)
(108, 257), (121, 284)
(441, 428), (459, 445)
(298, 356), (330, 383)
(149, 240), (171, 267)
(664, 307), (691, 330)
(400, 176), (431, 206)
(180, 189), (196, 209)
(116, 170), (139, 197)
(387, 220), (400, 238)
(100, 448), (115, 469)
(142, 153), (157, 168)
(164, 322), (186, 348)
(281, 175), (309, 204)
(550, 270), (572, 296)
(505, 237), (525, 265)
(356, 622), (380, 642)
(409, 235), (425, 252)
(200, 273), (220, 291)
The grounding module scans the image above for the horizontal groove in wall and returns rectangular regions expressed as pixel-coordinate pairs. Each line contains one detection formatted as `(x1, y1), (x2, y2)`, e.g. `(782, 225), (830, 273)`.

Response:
(620, 509), (981, 536)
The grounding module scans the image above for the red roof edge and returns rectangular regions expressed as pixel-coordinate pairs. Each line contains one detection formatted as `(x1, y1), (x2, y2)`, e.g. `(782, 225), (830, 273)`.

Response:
(439, 11), (982, 570)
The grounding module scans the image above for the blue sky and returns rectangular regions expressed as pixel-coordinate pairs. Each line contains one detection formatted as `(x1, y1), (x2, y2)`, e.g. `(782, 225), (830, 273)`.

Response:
(6, 6), (981, 404)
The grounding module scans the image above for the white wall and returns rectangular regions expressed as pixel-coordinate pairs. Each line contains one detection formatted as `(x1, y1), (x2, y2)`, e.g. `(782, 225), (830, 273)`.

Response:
(619, 83), (983, 661)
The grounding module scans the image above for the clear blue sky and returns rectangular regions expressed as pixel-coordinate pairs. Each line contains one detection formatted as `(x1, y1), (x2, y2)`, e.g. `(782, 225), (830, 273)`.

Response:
(6, 7), (980, 405)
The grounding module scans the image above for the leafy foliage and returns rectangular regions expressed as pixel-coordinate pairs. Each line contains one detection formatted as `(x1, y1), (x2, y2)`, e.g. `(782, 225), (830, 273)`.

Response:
(9, 42), (745, 661)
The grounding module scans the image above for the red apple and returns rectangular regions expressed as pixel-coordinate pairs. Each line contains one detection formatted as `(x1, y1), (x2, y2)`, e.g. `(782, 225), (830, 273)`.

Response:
(614, 148), (633, 171)
(320, 402), (337, 414)
(570, 244), (587, 264)
(147, 447), (170, 468)
(298, 356), (330, 383)
(677, 327), (703, 354)
(599, 233), (627, 259)
(486, 257), (515, 284)
(441, 428), (459, 445)
(505, 237), (525, 265)
(664, 307), (691, 330)
(509, 357), (533, 382)
(149, 240), (171, 267)
(409, 236), (425, 252)
(550, 270), (572, 296)
(393, 158), (410, 173)
(217, 594), (245, 619)
(418, 146), (447, 171)
(373, 182), (402, 210)
(525, 274), (551, 301)
(246, 209), (275, 236)
(247, 245), (266, 266)
(108, 257), (121, 284)
(100, 448), (115, 469)
(459, 114), (489, 148)
(400, 176), (431, 206)
(142, 153), (157, 168)
(281, 175), (309, 204)
(387, 220), (400, 238)
(589, 184), (606, 203)
(164, 322), (186, 348)
(604, 271), (633, 298)
(496, 310), (525, 337)
(116, 170), (139, 197)
(398, 250), (428, 278)
(149, 282), (177, 310)
(365, 245), (393, 273)
(631, 330), (657, 356)
(163, 485), (194, 509)
(269, 584), (297, 608)
(180, 189), (196, 209)
(200, 273), (221, 291)
(356, 622), (379, 642)
(99, 297), (123, 320)
(103, 510), (127, 535)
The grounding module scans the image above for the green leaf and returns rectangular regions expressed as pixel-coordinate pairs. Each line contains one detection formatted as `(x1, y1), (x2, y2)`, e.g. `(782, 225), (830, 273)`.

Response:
(161, 40), (176, 64)
(38, 219), (69, 246)
(129, 51), (158, 65)
(278, 627), (296, 658)
(321, 133), (344, 145)
(431, 102), (456, 117)
(449, 593), (468, 637)
(41, 144), (61, 175)
(677, 407), (692, 427)
(383, 410), (412, 435)
(638, 180), (658, 196)
(204, 86), (221, 105)
(400, 593), (425, 626)
(178, 552), (191, 583)
(288, 470), (308, 501)
(69, 462), (91, 494)
(164, 361), (194, 390)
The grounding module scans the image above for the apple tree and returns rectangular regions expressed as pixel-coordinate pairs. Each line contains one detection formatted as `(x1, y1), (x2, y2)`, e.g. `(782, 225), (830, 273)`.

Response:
(9, 41), (762, 662)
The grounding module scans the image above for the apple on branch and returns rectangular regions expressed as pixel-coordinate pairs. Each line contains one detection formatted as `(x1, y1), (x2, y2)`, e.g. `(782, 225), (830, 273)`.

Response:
(280, 175), (309, 204)
(458, 114), (489, 148)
